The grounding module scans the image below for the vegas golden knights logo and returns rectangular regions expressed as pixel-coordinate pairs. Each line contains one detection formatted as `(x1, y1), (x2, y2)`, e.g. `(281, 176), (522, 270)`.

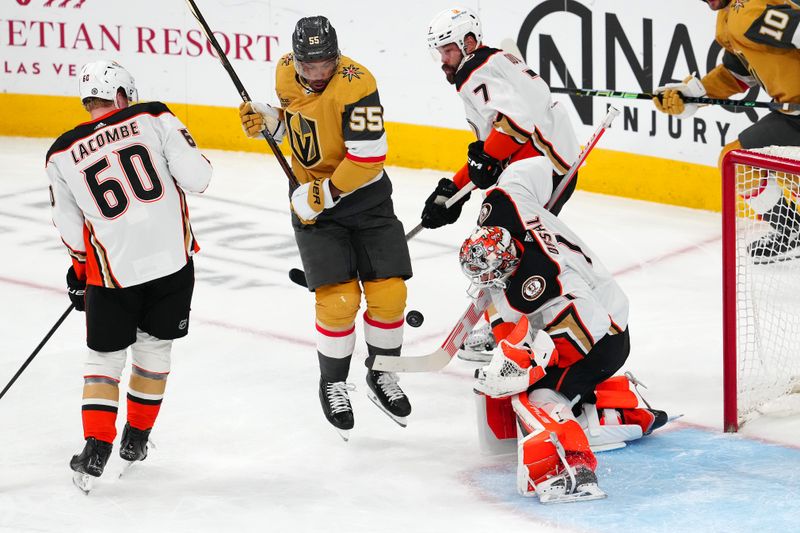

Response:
(285, 111), (322, 168)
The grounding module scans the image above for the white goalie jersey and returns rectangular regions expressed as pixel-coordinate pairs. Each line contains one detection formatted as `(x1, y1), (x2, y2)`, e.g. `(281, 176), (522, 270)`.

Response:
(45, 102), (212, 288)
(454, 46), (580, 175)
(477, 171), (630, 367)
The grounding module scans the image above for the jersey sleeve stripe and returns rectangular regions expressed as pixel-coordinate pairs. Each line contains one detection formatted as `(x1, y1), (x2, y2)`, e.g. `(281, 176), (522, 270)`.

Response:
(346, 152), (386, 163)
(455, 48), (502, 92)
(61, 238), (87, 261)
(531, 127), (571, 175)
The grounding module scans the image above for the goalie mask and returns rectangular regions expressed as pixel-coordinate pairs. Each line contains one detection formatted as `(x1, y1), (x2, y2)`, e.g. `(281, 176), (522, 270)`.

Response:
(79, 60), (138, 106)
(459, 226), (520, 290)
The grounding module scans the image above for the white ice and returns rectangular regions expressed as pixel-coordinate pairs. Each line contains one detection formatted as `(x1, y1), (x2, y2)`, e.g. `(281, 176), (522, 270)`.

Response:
(1, 136), (798, 532)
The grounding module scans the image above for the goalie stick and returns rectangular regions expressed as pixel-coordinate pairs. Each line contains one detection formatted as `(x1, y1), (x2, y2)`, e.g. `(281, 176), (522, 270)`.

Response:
(185, 0), (300, 193)
(288, 183), (477, 288)
(372, 107), (620, 372)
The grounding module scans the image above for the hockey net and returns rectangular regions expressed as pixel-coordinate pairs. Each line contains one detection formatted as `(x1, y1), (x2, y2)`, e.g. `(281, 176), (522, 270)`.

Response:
(722, 146), (800, 431)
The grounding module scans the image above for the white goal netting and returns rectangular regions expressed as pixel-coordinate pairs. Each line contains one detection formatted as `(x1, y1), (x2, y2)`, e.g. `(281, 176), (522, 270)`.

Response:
(729, 146), (800, 426)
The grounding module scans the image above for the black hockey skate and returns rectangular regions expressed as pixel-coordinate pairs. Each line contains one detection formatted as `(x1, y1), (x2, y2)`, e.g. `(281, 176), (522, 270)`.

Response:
(366, 370), (411, 428)
(70, 437), (112, 494)
(748, 229), (800, 264)
(319, 378), (355, 441)
(119, 422), (151, 462)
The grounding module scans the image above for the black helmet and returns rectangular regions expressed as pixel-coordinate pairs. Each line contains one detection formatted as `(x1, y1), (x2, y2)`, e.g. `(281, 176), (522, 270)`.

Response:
(292, 16), (339, 63)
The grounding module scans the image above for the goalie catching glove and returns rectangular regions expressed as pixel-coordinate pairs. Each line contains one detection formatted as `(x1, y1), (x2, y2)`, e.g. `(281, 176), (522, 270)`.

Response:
(291, 178), (340, 223)
(653, 74), (706, 118)
(238, 101), (286, 143)
(474, 316), (556, 398)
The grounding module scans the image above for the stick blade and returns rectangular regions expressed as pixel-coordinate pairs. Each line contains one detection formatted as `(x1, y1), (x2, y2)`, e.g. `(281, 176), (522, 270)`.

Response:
(372, 350), (451, 373)
(288, 268), (308, 288)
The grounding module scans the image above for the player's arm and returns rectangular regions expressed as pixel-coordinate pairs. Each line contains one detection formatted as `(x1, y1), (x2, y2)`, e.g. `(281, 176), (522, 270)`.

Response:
(291, 85), (388, 223)
(46, 161), (88, 309)
(156, 104), (212, 193)
(329, 89), (387, 193)
(744, 4), (800, 50)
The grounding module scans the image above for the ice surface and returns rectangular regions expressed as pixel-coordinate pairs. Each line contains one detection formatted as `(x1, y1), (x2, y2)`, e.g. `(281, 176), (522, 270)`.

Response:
(1, 137), (798, 532)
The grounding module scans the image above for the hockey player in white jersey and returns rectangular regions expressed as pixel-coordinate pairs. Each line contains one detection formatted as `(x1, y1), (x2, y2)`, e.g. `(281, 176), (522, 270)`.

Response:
(45, 60), (212, 492)
(420, 7), (581, 230)
(459, 171), (667, 503)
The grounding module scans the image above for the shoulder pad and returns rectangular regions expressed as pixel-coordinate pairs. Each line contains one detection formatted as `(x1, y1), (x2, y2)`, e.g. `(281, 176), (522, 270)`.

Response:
(455, 46), (502, 91)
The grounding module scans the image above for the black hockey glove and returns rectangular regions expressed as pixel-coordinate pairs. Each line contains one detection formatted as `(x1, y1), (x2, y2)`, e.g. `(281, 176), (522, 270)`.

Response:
(467, 141), (503, 189)
(66, 266), (86, 312)
(420, 178), (471, 229)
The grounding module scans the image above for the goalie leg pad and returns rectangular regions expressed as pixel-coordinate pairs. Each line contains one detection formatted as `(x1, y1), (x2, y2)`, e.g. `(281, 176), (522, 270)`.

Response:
(511, 391), (596, 497)
(474, 393), (517, 455)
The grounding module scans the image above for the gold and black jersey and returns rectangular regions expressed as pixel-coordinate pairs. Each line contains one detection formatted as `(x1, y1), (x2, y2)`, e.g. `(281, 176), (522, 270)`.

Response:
(702, 0), (800, 106)
(276, 53), (390, 219)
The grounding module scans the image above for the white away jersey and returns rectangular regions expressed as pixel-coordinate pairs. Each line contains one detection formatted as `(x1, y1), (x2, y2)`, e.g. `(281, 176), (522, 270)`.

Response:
(45, 102), (212, 288)
(454, 46), (580, 175)
(477, 172), (629, 367)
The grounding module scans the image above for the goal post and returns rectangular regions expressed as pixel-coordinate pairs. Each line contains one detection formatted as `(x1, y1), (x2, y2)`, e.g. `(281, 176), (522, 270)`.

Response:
(721, 147), (800, 432)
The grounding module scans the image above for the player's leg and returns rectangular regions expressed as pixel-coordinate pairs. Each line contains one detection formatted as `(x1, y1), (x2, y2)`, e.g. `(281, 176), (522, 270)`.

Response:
(511, 390), (605, 503)
(294, 218), (362, 437)
(350, 196), (414, 425)
(315, 280), (361, 435)
(362, 277), (411, 424)
(71, 283), (140, 478)
(729, 113), (800, 262)
(131, 260), (195, 461)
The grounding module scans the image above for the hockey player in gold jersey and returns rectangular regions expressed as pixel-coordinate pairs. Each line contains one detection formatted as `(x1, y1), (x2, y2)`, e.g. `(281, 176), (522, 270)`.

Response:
(239, 16), (413, 438)
(654, 0), (800, 263)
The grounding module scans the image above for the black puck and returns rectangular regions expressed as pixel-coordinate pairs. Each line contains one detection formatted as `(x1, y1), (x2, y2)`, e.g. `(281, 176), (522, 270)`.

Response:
(406, 310), (424, 328)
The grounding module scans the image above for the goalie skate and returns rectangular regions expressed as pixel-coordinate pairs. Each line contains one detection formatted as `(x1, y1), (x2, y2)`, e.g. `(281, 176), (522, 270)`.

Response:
(748, 229), (800, 264)
(458, 323), (496, 363)
(536, 465), (607, 504)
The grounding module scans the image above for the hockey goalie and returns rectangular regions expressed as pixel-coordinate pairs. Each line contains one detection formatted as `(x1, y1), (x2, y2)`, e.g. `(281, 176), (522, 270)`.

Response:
(460, 172), (669, 503)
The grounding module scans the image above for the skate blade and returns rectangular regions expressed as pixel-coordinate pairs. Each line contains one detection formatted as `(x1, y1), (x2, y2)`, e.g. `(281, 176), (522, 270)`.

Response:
(335, 428), (351, 442)
(72, 471), (93, 494)
(590, 441), (627, 453)
(366, 391), (408, 428)
(538, 485), (607, 504)
(457, 349), (493, 363)
(119, 460), (137, 478)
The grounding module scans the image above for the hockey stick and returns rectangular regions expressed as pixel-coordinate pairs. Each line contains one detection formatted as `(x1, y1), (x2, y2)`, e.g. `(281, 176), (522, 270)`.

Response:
(497, 39), (799, 113)
(545, 106), (619, 212)
(372, 109), (620, 373)
(184, 0), (300, 192)
(288, 182), (478, 288)
(0, 304), (73, 401)
(549, 86), (800, 113)
(371, 290), (492, 372)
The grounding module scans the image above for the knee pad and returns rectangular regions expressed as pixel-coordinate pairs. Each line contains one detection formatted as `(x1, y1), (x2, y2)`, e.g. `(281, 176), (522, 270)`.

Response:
(130, 329), (172, 374)
(363, 278), (406, 322)
(84, 348), (127, 381)
(315, 280), (362, 329)
(363, 278), (406, 354)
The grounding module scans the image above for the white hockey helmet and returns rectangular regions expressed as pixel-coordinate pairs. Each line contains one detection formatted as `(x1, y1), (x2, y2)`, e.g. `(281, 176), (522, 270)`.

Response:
(427, 7), (483, 56)
(78, 60), (138, 105)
